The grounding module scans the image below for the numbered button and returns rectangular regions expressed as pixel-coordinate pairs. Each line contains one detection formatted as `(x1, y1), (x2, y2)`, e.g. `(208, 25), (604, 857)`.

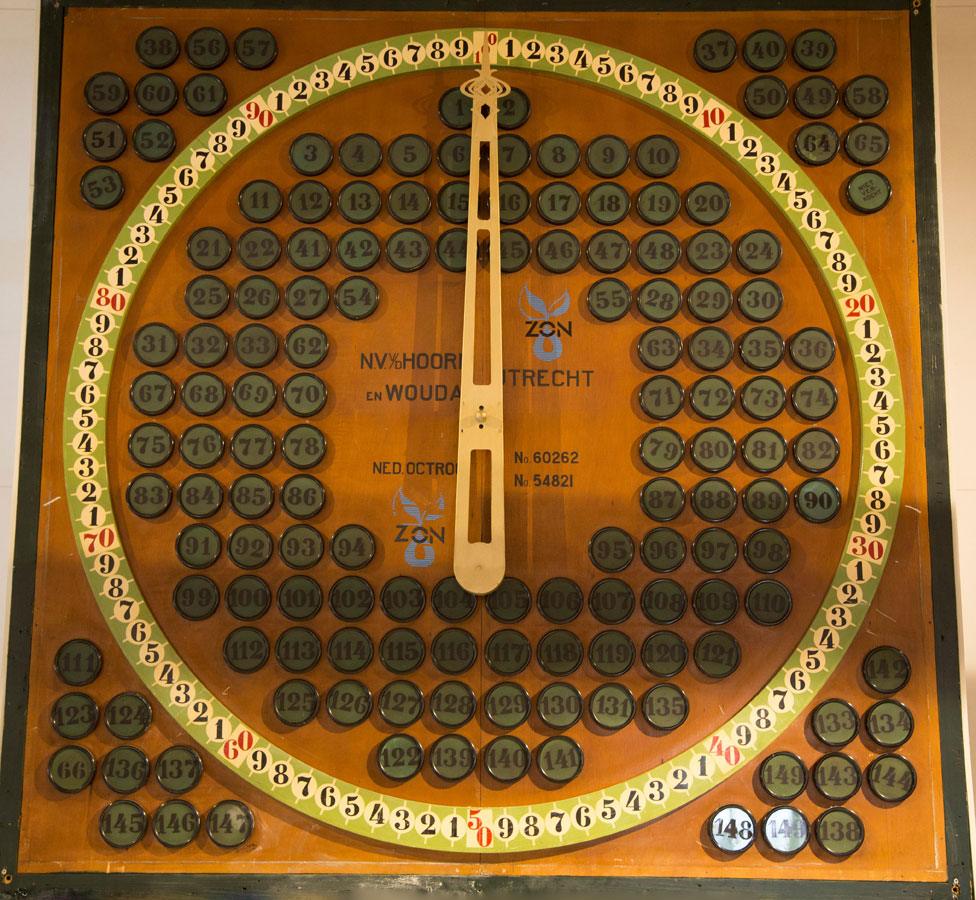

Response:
(85, 72), (127, 114)
(708, 805), (756, 854)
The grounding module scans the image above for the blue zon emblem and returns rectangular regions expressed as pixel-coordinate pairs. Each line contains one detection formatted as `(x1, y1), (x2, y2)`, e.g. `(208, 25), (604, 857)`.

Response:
(392, 489), (446, 568)
(520, 285), (572, 362)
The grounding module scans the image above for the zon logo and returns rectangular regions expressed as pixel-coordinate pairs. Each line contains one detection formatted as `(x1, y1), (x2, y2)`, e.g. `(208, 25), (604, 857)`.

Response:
(392, 488), (446, 568)
(520, 284), (571, 362)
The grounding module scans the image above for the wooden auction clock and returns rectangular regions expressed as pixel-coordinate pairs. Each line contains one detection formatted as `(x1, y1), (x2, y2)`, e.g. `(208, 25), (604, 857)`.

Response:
(0, 0), (970, 896)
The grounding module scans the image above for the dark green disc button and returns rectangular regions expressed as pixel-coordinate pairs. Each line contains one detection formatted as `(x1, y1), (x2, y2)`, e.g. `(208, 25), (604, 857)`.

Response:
(588, 630), (635, 677)
(641, 630), (687, 676)
(742, 428), (788, 473)
(586, 182), (630, 226)
(537, 577), (583, 623)
(134, 73), (177, 115)
(537, 134), (580, 177)
(690, 477), (736, 523)
(435, 229), (467, 272)
(693, 630), (740, 677)
(744, 528), (790, 573)
(430, 734), (476, 781)
(794, 123), (840, 166)
(379, 627), (425, 674)
(846, 170), (892, 214)
(185, 275), (229, 319)
(641, 527), (686, 572)
(743, 478), (789, 523)
(432, 577), (476, 622)
(280, 474), (325, 519)
(181, 372), (226, 416)
(284, 324), (328, 368)
(587, 229), (631, 273)
(238, 182), (282, 229)
(105, 692), (152, 739)
(499, 181), (531, 224)
(234, 27), (277, 69)
(741, 376), (787, 420)
(535, 229), (577, 273)
(439, 87), (472, 128)
(82, 119), (125, 162)
(378, 680), (423, 726)
(387, 228), (430, 272)
(642, 579), (687, 624)
(328, 628), (373, 673)
(286, 227), (330, 271)
(589, 683), (635, 730)
(336, 228), (381, 271)
(737, 230), (781, 273)
(185, 27), (227, 68)
(795, 478), (842, 523)
(693, 579), (738, 625)
(743, 29), (786, 71)
(227, 524), (273, 569)
(430, 681), (476, 727)
(180, 424), (224, 468)
(188, 227), (232, 270)
(279, 575), (324, 620)
(432, 628), (477, 675)
(537, 629), (583, 676)
(276, 627), (322, 674)
(206, 800), (253, 848)
(85, 72), (127, 114)
(438, 134), (470, 176)
(589, 578), (635, 624)
(339, 133), (382, 175)
(738, 278), (783, 322)
(283, 373), (327, 417)
(690, 376), (735, 420)
(176, 523), (220, 568)
(388, 181), (431, 224)
(586, 134), (629, 177)
(638, 326), (682, 370)
(288, 180), (330, 224)
(153, 799), (200, 848)
(844, 75), (888, 118)
(173, 575), (219, 621)
(484, 735), (530, 782)
(865, 700), (913, 748)
(127, 473), (172, 519)
(183, 74), (227, 116)
(815, 808), (865, 858)
(694, 29), (737, 72)
(281, 424), (325, 469)
(389, 134), (431, 176)
(232, 372), (276, 417)
(380, 576), (425, 622)
(133, 119), (176, 162)
(685, 183), (730, 226)
(690, 427), (736, 473)
(636, 230), (681, 274)
(226, 575), (271, 621)
(589, 526), (635, 573)
(687, 326), (733, 371)
(129, 422), (174, 467)
(155, 745), (203, 793)
(49, 745), (95, 792)
(845, 123), (890, 166)
(744, 76), (788, 118)
(136, 26), (180, 68)
(377, 734), (423, 781)
(640, 375), (684, 421)
(230, 424), (275, 468)
(739, 327), (784, 371)
(326, 679), (371, 724)
(537, 182), (579, 225)
(335, 275), (379, 319)
(638, 278), (681, 322)
(636, 183), (680, 226)
(642, 683), (688, 730)
(485, 630), (532, 676)
(51, 692), (98, 739)
(692, 527), (738, 573)
(745, 579), (792, 626)
(761, 751), (807, 801)
(588, 278), (631, 322)
(102, 745), (149, 794)
(793, 76), (838, 118)
(686, 230), (731, 275)
(762, 807), (811, 854)
(330, 575), (374, 622)
(863, 646), (911, 693)
(133, 322), (178, 366)
(184, 323), (228, 367)
(789, 327), (835, 372)
(792, 376), (838, 420)
(687, 279), (732, 323)
(537, 682), (583, 729)
(793, 428), (839, 473)
(223, 626), (269, 673)
(537, 735), (583, 783)
(236, 227), (280, 271)
(636, 135), (679, 178)
(99, 800), (147, 848)
(486, 578), (531, 623)
(813, 753), (861, 801)
(498, 87), (531, 129)
(484, 681), (530, 726)
(812, 699), (859, 747)
(290, 133), (332, 176)
(330, 524), (374, 569)
(793, 28), (836, 71)
(280, 524), (324, 569)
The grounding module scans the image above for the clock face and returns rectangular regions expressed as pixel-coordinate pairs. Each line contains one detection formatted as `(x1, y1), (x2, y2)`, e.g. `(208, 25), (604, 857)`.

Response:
(9, 4), (959, 888)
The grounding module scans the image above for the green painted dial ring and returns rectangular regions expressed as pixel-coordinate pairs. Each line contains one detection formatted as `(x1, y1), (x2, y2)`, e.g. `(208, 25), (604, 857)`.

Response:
(65, 27), (903, 853)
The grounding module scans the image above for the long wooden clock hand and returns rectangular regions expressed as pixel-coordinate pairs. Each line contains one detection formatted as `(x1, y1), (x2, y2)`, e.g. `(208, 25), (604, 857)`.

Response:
(452, 39), (508, 595)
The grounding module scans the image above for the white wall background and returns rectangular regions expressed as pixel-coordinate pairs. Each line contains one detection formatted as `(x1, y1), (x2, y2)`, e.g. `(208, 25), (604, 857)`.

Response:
(0, 0), (972, 840)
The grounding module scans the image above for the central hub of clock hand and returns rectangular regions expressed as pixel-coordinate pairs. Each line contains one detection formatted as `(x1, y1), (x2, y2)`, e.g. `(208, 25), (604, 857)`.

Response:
(453, 38), (508, 596)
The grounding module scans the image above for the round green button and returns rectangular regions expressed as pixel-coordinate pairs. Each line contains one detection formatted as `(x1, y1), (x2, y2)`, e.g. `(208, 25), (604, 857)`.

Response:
(377, 734), (423, 781)
(589, 683), (635, 730)
(642, 683), (688, 731)
(99, 800), (147, 848)
(484, 681), (530, 727)
(51, 692), (98, 740)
